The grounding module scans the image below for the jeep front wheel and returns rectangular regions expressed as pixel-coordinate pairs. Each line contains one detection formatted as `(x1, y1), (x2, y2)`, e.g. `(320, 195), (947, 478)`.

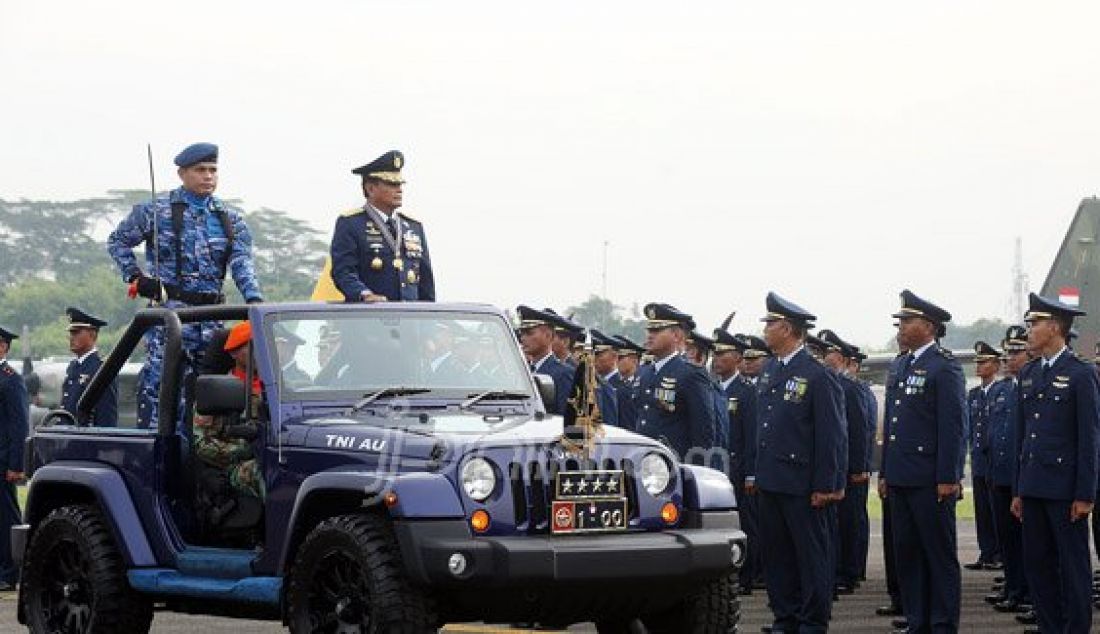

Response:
(641, 571), (740, 634)
(20, 504), (153, 634)
(286, 513), (437, 634)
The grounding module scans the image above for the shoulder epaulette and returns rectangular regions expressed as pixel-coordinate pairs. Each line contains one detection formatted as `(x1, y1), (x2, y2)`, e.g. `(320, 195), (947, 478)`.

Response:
(341, 206), (365, 218)
(397, 211), (420, 224)
(936, 346), (954, 359)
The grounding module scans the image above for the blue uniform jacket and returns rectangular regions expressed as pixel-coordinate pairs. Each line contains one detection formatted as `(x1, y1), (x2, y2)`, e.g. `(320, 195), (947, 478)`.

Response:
(988, 378), (1017, 487)
(107, 188), (262, 301)
(533, 354), (574, 416)
(608, 372), (637, 431)
(878, 353), (908, 474)
(967, 382), (1002, 481)
(754, 349), (845, 496)
(1013, 352), (1100, 501)
(634, 354), (718, 461)
(842, 373), (873, 475)
(882, 345), (966, 487)
(723, 374), (758, 483)
(330, 208), (435, 302)
(0, 360), (28, 473)
(61, 352), (118, 427)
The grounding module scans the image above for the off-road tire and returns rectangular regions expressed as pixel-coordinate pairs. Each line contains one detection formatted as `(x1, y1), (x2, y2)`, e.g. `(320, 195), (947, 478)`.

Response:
(641, 571), (740, 634)
(595, 618), (645, 633)
(286, 513), (437, 634)
(20, 504), (153, 634)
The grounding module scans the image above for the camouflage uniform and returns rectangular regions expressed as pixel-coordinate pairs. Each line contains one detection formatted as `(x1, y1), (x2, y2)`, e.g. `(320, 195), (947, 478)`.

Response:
(193, 410), (264, 500)
(107, 187), (262, 428)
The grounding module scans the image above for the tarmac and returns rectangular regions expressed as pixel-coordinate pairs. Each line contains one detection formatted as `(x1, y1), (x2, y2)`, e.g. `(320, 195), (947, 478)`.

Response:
(0, 519), (1082, 632)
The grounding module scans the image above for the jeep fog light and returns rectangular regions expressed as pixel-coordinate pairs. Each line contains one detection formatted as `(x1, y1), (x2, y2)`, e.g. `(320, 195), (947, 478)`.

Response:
(461, 458), (497, 501)
(448, 553), (468, 576)
(640, 453), (671, 495)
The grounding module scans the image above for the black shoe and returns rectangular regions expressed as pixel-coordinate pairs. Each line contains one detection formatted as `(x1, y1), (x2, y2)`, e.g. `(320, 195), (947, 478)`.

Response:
(891, 617), (908, 629)
(737, 584), (753, 596)
(990, 583), (1004, 592)
(876, 604), (902, 616)
(984, 560), (1004, 570)
(835, 583), (856, 595)
(984, 592), (1005, 605)
(994, 575), (1005, 583)
(1022, 629), (1040, 634)
(1015, 610), (1037, 625)
(963, 560), (986, 570)
(993, 599), (1027, 613)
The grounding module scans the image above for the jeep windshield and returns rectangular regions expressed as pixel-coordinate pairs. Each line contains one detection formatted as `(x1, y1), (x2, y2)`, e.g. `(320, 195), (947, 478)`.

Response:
(268, 311), (533, 404)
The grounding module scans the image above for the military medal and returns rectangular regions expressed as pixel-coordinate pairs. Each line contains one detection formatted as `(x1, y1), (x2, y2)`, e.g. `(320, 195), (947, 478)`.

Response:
(393, 258), (404, 270)
(371, 257), (383, 270)
(407, 269), (418, 284)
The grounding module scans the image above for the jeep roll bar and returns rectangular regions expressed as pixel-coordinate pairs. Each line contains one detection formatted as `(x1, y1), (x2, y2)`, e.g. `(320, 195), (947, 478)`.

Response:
(78, 305), (249, 436)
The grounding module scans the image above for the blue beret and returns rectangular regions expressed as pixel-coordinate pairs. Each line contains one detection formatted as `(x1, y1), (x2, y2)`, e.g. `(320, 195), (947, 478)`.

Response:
(174, 142), (218, 168)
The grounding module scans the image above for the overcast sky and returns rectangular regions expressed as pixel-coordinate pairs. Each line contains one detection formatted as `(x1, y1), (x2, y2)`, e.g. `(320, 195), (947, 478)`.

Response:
(3, 1), (1100, 348)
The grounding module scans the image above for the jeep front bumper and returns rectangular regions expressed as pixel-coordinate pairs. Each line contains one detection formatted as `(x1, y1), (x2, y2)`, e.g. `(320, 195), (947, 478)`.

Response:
(393, 511), (745, 586)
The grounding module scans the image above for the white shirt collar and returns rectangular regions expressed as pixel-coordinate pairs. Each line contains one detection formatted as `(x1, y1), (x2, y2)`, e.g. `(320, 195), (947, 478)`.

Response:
(654, 352), (677, 373)
(77, 348), (98, 364)
(1044, 346), (1067, 367)
(720, 371), (740, 391)
(910, 340), (936, 361)
(779, 345), (803, 366)
(532, 352), (554, 372)
(602, 369), (619, 382)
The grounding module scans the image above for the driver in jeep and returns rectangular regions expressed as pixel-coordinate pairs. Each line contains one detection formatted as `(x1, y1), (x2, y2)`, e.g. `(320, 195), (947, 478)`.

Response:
(193, 321), (264, 502)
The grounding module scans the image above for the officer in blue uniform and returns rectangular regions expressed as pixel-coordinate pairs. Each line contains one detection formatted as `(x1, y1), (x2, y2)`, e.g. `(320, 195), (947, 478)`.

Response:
(712, 329), (761, 595)
(61, 307), (118, 427)
(986, 326), (1031, 613)
(516, 306), (574, 415)
(0, 326), (27, 591)
(881, 290), (965, 634)
(754, 293), (844, 633)
(331, 151), (435, 302)
(818, 329), (873, 595)
(738, 334), (771, 386)
(108, 142), (263, 428)
(686, 330), (731, 453)
(844, 347), (877, 585)
(591, 330), (635, 430)
(634, 303), (718, 464)
(876, 348), (908, 621)
(611, 335), (643, 428)
(1011, 293), (1099, 633)
(964, 341), (1005, 571)
(546, 309), (582, 368)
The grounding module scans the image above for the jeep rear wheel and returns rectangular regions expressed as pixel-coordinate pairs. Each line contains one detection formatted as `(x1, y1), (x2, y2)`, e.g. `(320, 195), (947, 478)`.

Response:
(287, 513), (437, 634)
(641, 571), (740, 634)
(21, 504), (153, 634)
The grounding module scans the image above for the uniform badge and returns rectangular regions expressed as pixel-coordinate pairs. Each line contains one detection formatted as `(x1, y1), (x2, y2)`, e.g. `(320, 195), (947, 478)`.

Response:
(1056, 375), (1070, 382)
(394, 155), (403, 169)
(366, 222), (381, 235)
(784, 377), (808, 403)
(393, 258), (404, 270)
(646, 306), (656, 319)
(407, 269), (418, 284)
(728, 397), (739, 414)
(79, 373), (89, 385)
(654, 387), (677, 411)
(371, 257), (383, 270)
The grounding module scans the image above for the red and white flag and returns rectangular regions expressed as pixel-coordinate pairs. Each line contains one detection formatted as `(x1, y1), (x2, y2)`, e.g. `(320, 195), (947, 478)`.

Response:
(1059, 286), (1080, 306)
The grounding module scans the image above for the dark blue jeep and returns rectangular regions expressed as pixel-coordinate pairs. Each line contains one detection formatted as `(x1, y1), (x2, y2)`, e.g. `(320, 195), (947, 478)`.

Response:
(13, 303), (745, 633)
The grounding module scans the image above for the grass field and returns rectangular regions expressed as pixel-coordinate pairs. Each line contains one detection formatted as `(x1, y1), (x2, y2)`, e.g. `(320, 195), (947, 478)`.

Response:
(16, 484), (976, 520)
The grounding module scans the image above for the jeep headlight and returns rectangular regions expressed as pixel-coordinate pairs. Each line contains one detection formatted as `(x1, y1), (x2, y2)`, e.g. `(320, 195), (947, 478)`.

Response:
(639, 453), (672, 496)
(461, 458), (497, 502)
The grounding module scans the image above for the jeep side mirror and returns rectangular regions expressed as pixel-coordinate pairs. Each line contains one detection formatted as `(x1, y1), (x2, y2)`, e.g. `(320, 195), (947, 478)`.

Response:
(532, 373), (555, 410)
(195, 375), (248, 416)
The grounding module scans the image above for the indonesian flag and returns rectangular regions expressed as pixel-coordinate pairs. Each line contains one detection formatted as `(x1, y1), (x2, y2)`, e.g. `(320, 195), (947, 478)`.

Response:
(1059, 286), (1080, 306)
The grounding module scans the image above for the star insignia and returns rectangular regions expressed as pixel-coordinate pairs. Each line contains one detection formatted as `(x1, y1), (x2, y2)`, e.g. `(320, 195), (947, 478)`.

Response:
(606, 478), (619, 492)
(562, 479), (573, 493)
(576, 479), (588, 493)
(592, 478), (604, 493)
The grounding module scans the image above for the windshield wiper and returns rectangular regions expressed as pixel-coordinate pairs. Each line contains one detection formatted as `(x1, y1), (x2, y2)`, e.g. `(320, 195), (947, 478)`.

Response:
(346, 387), (431, 416)
(460, 390), (532, 411)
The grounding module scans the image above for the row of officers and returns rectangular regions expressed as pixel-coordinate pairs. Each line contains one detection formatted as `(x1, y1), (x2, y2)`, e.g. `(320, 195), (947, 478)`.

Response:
(514, 290), (1100, 634)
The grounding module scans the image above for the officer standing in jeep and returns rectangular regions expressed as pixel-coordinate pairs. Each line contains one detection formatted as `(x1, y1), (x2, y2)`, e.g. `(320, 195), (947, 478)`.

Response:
(0, 326), (27, 591)
(107, 142), (263, 428)
(330, 150), (435, 302)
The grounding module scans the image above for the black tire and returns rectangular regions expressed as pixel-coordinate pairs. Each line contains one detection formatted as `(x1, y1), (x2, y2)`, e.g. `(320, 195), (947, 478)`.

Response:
(20, 504), (153, 634)
(286, 513), (437, 634)
(595, 618), (645, 634)
(642, 571), (741, 634)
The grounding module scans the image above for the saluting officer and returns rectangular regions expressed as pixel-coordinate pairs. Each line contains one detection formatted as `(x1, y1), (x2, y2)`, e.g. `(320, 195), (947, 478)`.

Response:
(755, 293), (845, 633)
(516, 306), (574, 415)
(986, 327), (1030, 613)
(108, 142), (263, 428)
(819, 329), (874, 595)
(712, 329), (761, 595)
(881, 290), (965, 634)
(964, 341), (1005, 571)
(0, 326), (27, 591)
(1011, 293), (1099, 633)
(634, 303), (718, 463)
(331, 151), (435, 303)
(61, 307), (117, 427)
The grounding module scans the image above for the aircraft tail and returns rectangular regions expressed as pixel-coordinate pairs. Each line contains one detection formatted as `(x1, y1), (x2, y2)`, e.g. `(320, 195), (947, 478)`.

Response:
(310, 257), (345, 302)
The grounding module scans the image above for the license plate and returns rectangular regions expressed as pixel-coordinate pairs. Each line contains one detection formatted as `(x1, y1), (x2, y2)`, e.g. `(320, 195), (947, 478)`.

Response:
(550, 498), (628, 534)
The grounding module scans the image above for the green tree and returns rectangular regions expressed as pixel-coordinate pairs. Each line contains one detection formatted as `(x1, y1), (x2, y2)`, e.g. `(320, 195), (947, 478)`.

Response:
(243, 207), (328, 302)
(565, 295), (646, 341)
